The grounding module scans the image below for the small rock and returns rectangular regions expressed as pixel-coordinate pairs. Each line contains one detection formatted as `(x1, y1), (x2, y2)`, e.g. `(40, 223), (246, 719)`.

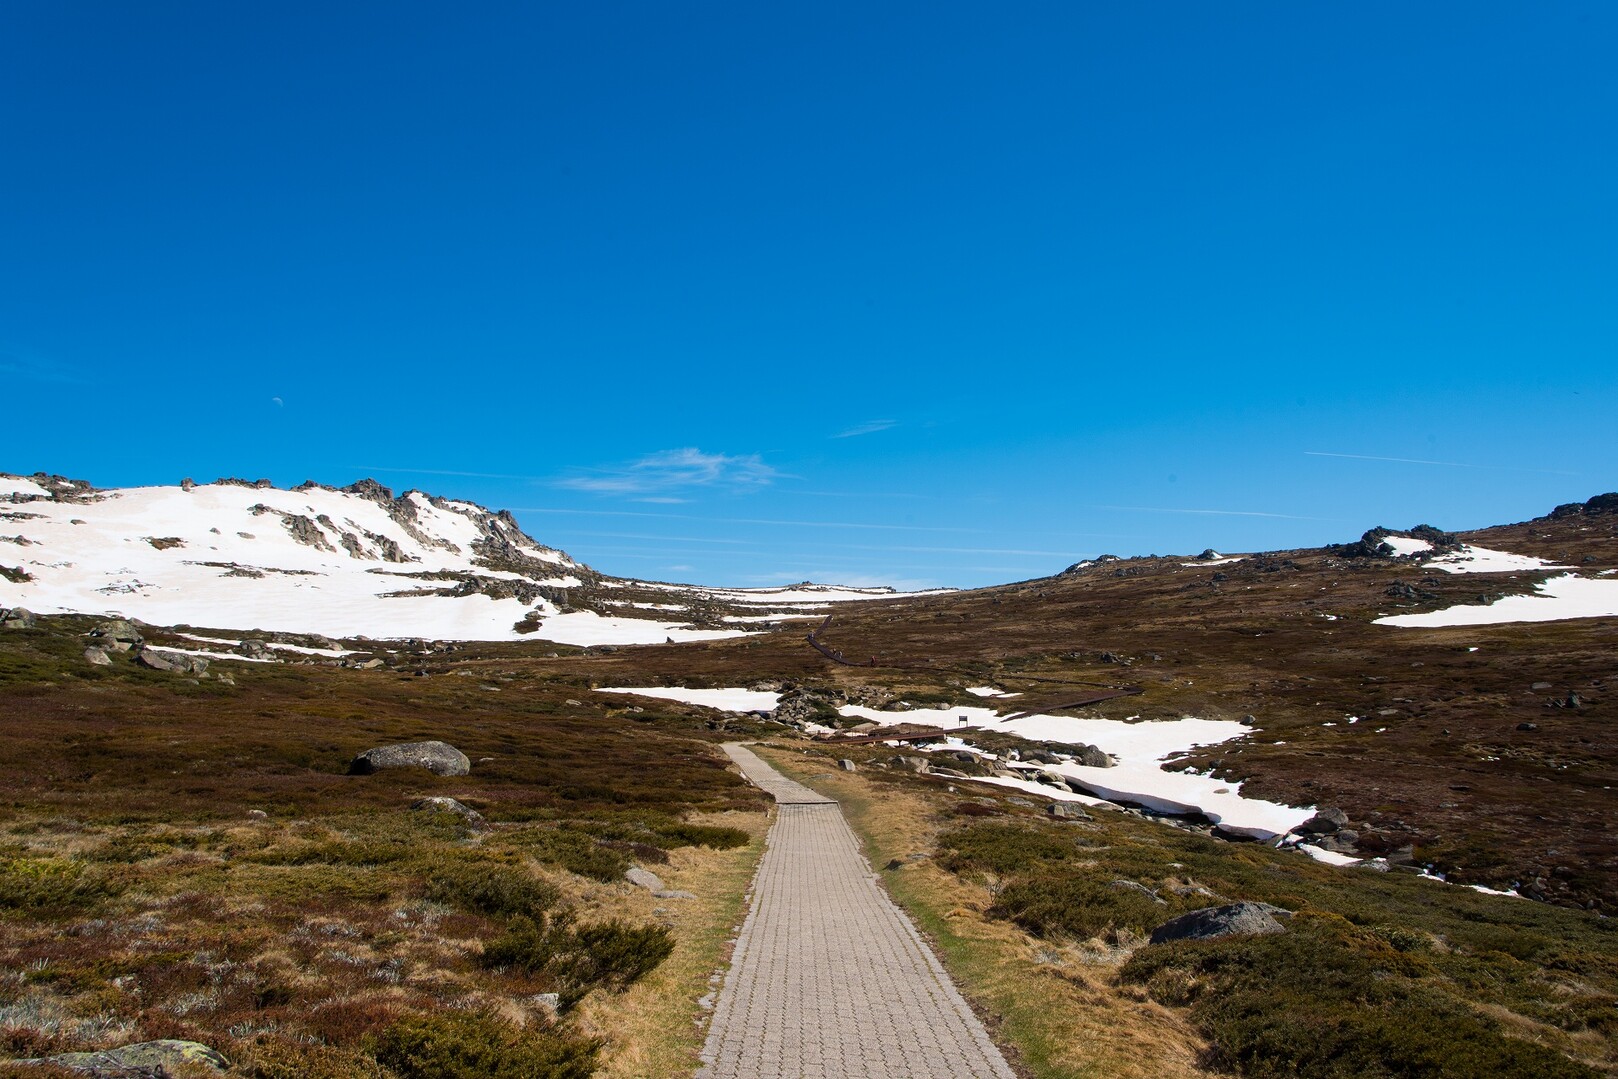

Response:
(348, 740), (471, 777)
(653, 889), (697, 899)
(1109, 879), (1166, 904)
(565, 699), (583, 707)
(246, 809), (269, 821)
(1530, 682), (1553, 691)
(838, 759), (857, 772)
(1517, 722), (1539, 732)
(1047, 803), (1091, 820)
(1149, 902), (1290, 945)
(411, 796), (485, 825)
(625, 866), (666, 892)
(83, 646), (112, 666)
(531, 992), (562, 1014)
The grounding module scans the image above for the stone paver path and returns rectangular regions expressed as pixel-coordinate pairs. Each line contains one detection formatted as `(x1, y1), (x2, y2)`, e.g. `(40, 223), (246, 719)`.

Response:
(697, 743), (1016, 1079)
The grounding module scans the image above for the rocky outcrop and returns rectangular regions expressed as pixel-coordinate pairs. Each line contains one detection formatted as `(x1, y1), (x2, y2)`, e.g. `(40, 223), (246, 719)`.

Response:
(1149, 901), (1291, 945)
(1295, 807), (1350, 835)
(135, 648), (209, 675)
(1545, 492), (1618, 519)
(282, 513), (335, 552)
(1, 606), (35, 629)
(90, 619), (143, 650)
(348, 740), (471, 777)
(1332, 527), (1398, 559)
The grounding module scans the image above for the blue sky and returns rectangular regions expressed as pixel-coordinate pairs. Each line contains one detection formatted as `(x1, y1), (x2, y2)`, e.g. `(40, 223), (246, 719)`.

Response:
(3, 2), (1614, 588)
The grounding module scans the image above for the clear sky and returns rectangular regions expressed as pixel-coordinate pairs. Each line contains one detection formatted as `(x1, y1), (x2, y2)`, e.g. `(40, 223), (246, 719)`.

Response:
(4, 2), (1614, 589)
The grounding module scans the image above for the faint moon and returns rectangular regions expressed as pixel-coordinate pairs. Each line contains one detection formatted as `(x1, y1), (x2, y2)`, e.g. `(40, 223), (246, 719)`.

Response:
(271, 396), (284, 407)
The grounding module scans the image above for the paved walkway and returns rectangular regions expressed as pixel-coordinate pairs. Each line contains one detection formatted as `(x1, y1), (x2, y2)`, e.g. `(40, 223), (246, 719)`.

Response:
(697, 744), (1016, 1079)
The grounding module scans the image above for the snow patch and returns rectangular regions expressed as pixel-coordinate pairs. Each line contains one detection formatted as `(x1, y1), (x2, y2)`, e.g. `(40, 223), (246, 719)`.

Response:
(1, 475), (52, 499)
(1376, 574), (1618, 628)
(596, 686), (783, 713)
(1380, 535), (1434, 557)
(1422, 545), (1568, 574)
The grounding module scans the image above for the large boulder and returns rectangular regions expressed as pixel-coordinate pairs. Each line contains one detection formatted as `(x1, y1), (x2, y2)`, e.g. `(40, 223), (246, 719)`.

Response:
(348, 740), (470, 777)
(1149, 901), (1290, 945)
(20, 1039), (228, 1073)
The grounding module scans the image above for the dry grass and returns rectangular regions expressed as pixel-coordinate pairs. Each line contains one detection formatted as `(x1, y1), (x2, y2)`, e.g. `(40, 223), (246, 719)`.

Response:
(576, 809), (770, 1078)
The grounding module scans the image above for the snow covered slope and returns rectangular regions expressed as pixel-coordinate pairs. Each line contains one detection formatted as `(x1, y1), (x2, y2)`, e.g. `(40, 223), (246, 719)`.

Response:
(0, 473), (941, 645)
(0, 474), (740, 644)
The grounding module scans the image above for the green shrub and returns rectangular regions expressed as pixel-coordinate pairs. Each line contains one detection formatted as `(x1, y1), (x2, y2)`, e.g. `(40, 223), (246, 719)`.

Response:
(991, 875), (1177, 939)
(245, 1038), (390, 1079)
(0, 857), (120, 915)
(482, 914), (675, 1008)
(1121, 917), (1600, 1078)
(938, 823), (1085, 876)
(371, 1009), (598, 1079)
(652, 823), (749, 850)
(423, 856), (559, 917)
(509, 828), (632, 883)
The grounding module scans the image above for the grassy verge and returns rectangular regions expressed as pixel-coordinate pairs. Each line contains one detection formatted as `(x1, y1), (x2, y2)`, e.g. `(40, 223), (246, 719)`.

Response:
(576, 810), (769, 1078)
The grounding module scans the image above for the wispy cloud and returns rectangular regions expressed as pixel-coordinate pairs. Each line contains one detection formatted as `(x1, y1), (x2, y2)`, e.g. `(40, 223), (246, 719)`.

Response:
(827, 542), (1088, 557)
(558, 448), (779, 495)
(792, 488), (937, 500)
(509, 506), (990, 534)
(831, 419), (897, 439)
(1096, 505), (1329, 521)
(556, 530), (751, 545)
(1305, 451), (1579, 476)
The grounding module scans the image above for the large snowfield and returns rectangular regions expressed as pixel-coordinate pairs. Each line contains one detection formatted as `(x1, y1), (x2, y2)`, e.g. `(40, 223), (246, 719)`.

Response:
(0, 478), (732, 643)
(0, 476), (942, 644)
